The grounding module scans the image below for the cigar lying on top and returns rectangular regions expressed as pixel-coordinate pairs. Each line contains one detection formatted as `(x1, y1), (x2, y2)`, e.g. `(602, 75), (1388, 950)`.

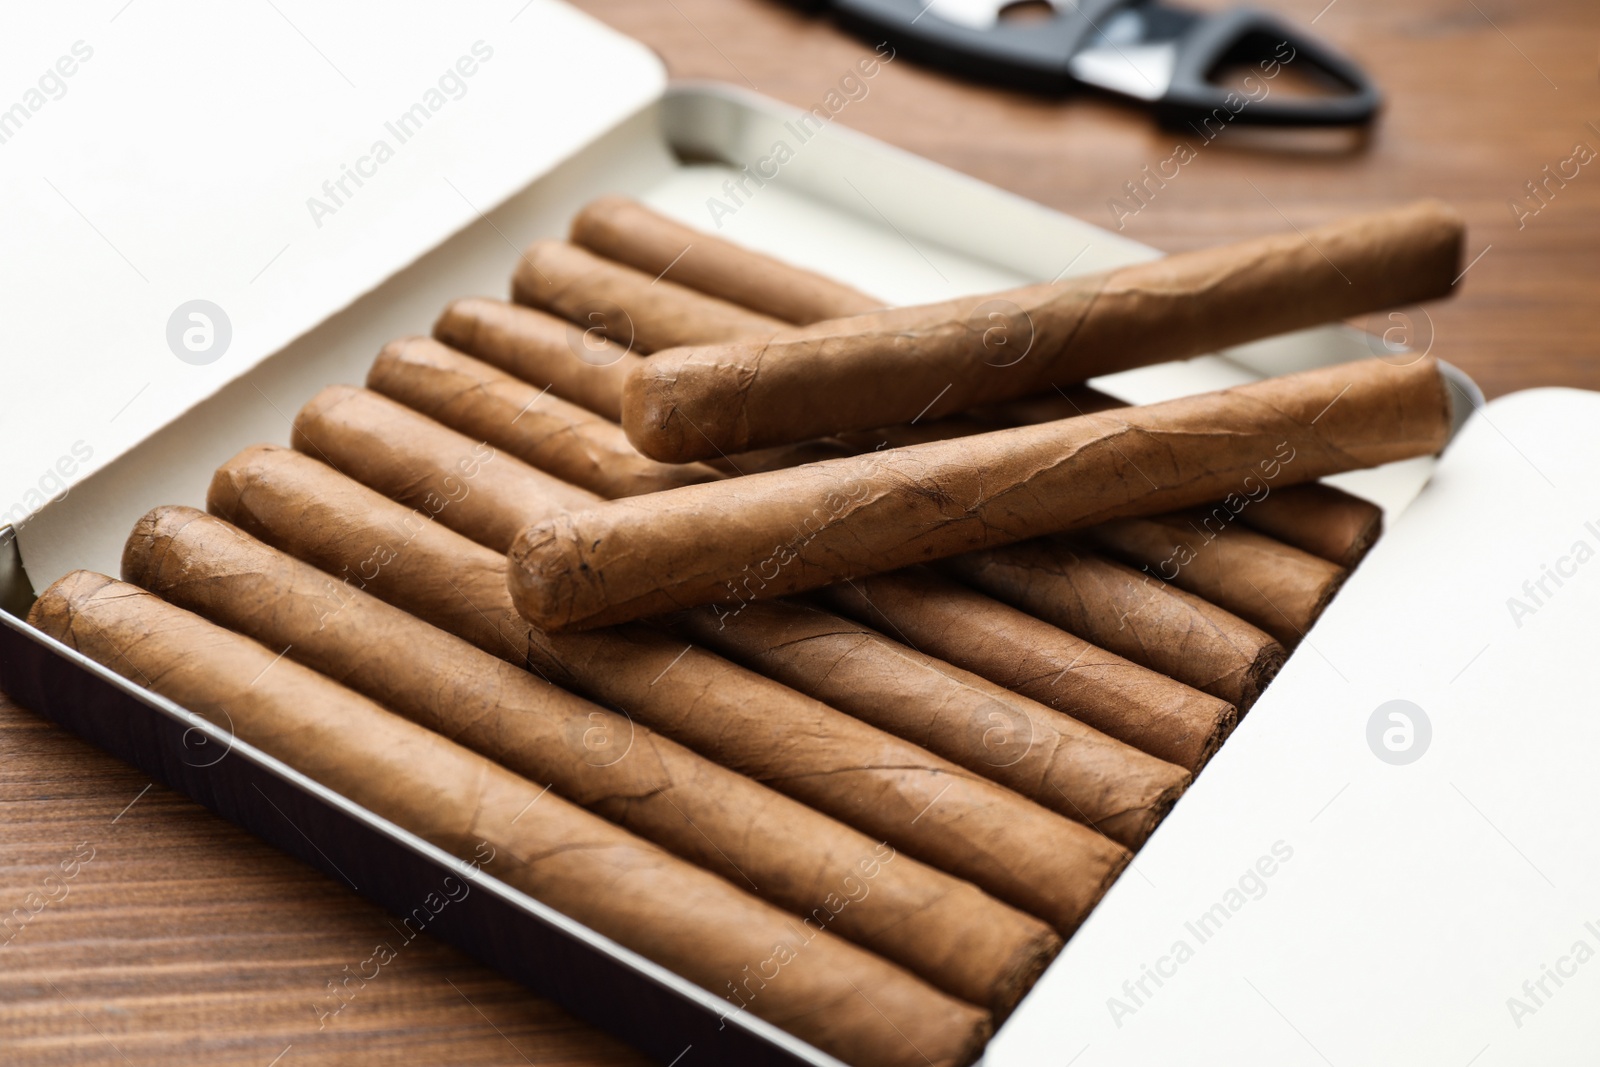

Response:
(570, 195), (882, 325)
(31, 573), (988, 1067)
(125, 506), (1056, 1015)
(544, 204), (1389, 569)
(509, 357), (1452, 632)
(967, 383), (1385, 569)
(512, 240), (785, 353)
(622, 200), (1463, 462)
(208, 446), (1131, 933)
(295, 390), (1188, 849)
(478, 227), (1358, 710)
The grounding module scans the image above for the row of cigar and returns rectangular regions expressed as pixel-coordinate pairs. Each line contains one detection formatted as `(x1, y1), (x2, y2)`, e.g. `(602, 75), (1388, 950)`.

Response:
(29, 194), (1463, 1067)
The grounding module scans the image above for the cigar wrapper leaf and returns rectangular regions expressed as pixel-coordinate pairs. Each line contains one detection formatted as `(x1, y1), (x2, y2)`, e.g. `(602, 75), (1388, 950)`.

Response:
(123, 504), (1059, 1014)
(510, 357), (1451, 632)
(28, 571), (990, 1067)
(209, 445), (1132, 934)
(512, 239), (785, 353)
(570, 195), (881, 325)
(318, 362), (1190, 849)
(622, 200), (1464, 462)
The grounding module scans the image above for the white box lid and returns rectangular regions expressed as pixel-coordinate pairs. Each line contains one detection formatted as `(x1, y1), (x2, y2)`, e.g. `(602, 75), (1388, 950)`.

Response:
(0, 1), (663, 526)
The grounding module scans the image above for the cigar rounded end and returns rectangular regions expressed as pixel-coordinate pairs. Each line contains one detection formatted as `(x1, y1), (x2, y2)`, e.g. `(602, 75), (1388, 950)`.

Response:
(620, 352), (714, 464)
(26, 569), (117, 640)
(291, 383), (366, 458)
(510, 239), (570, 308)
(432, 298), (482, 351)
(568, 194), (634, 248)
(206, 443), (296, 529)
(120, 504), (209, 590)
(506, 517), (587, 632)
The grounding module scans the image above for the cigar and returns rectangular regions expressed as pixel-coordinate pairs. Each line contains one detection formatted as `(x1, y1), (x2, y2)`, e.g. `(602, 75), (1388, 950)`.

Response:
(364, 337), (723, 497)
(672, 599), (1189, 849)
(343, 355), (1188, 847)
(292, 386), (591, 552)
(943, 543), (1285, 710)
(817, 568), (1236, 772)
(1081, 510), (1348, 647)
(123, 506), (1056, 1015)
(557, 214), (1382, 572)
(1236, 481), (1384, 568)
(512, 240), (785, 353)
(434, 297), (644, 423)
(571, 196), (882, 325)
(624, 200), (1463, 462)
(510, 357), (1452, 632)
(30, 572), (990, 1067)
(968, 383), (1385, 568)
(208, 446), (1132, 933)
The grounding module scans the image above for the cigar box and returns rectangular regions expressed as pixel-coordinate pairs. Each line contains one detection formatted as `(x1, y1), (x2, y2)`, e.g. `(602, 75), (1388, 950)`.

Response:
(4, 4), (1599, 1064)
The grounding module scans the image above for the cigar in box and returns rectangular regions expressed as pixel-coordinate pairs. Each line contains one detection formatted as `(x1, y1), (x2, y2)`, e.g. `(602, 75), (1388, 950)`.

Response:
(294, 382), (1192, 850)
(619, 200), (1464, 463)
(442, 218), (1332, 717)
(410, 312), (1247, 764)
(209, 443), (1132, 936)
(28, 571), (990, 1067)
(4, 44), (1538, 1067)
(506, 356), (1452, 632)
(472, 199), (1382, 662)
(122, 505), (1060, 1016)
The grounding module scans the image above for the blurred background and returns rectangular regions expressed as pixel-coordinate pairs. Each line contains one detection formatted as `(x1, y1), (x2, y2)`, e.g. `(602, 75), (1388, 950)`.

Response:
(573, 0), (1600, 400)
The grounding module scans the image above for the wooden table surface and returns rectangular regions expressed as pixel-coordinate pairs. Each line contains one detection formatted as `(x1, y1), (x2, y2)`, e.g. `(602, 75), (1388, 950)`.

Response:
(3, 2), (1596, 1064)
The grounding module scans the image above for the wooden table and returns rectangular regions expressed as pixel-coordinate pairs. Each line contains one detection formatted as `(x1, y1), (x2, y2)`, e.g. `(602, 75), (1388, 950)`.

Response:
(3, 1), (1596, 1063)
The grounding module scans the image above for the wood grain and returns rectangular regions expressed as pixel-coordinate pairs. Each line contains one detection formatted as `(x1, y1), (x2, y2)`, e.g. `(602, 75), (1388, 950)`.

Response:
(0, 692), (646, 1067)
(573, 0), (1600, 401)
(4, 1), (1595, 1062)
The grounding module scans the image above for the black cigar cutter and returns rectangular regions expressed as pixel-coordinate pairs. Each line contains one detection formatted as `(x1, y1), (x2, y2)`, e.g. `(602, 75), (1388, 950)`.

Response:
(798, 0), (1381, 127)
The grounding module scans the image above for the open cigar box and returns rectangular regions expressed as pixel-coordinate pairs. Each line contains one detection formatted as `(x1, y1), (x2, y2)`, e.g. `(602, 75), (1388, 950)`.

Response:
(6, 4), (1600, 1064)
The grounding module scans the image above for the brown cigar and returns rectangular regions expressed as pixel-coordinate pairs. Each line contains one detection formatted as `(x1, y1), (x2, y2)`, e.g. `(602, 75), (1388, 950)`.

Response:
(340, 353), (1189, 847)
(571, 196), (882, 325)
(434, 297), (644, 423)
(943, 543), (1285, 710)
(124, 506), (1056, 1015)
(672, 599), (1188, 849)
(512, 240), (785, 353)
(817, 568), (1235, 772)
(1081, 510), (1347, 647)
(292, 386), (593, 552)
(364, 337), (723, 497)
(511, 357), (1452, 632)
(338, 365), (1185, 849)
(622, 200), (1464, 462)
(29, 571), (990, 1067)
(207, 446), (1131, 933)
(1237, 481), (1384, 568)
(557, 215), (1383, 572)
(969, 384), (1385, 568)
